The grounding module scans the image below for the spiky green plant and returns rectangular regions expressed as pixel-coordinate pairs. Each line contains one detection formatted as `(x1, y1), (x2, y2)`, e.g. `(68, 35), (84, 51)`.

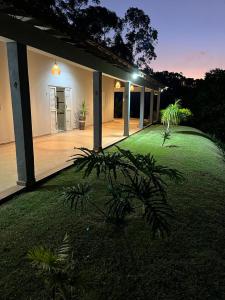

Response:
(162, 130), (171, 147)
(28, 234), (77, 300)
(80, 100), (87, 119)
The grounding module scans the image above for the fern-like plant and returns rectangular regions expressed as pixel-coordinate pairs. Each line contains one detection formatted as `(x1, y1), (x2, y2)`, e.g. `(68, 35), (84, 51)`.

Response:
(28, 234), (76, 300)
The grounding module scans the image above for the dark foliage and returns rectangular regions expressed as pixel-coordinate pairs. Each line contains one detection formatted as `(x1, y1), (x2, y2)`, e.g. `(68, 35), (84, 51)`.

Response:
(70, 147), (133, 179)
(64, 147), (183, 237)
(152, 69), (225, 143)
(28, 234), (78, 299)
(105, 184), (134, 226)
(63, 183), (91, 214)
(190, 69), (225, 142)
(122, 7), (158, 68)
(0, 0), (158, 68)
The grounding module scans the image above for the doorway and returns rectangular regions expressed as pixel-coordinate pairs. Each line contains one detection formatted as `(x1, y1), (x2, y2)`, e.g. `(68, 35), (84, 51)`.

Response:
(114, 92), (123, 118)
(56, 87), (65, 131)
(49, 86), (72, 133)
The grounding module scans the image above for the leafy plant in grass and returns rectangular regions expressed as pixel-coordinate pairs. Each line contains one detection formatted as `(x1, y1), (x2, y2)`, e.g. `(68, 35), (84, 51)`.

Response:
(28, 234), (77, 300)
(161, 99), (192, 146)
(64, 146), (183, 237)
(161, 130), (171, 147)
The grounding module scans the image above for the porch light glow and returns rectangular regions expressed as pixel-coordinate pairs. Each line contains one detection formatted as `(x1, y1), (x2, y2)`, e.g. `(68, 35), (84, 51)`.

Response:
(115, 81), (121, 89)
(132, 73), (139, 80)
(51, 61), (61, 76)
(130, 84), (134, 92)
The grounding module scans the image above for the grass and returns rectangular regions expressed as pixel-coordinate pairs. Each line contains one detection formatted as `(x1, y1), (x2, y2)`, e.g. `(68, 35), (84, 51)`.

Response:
(1, 125), (225, 300)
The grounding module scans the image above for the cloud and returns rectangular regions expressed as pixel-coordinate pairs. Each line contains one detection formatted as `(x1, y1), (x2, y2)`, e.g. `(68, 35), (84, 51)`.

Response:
(185, 50), (208, 61)
(199, 51), (207, 56)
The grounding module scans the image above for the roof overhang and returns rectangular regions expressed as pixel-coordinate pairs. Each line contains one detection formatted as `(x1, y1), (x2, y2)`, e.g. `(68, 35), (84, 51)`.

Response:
(0, 13), (163, 90)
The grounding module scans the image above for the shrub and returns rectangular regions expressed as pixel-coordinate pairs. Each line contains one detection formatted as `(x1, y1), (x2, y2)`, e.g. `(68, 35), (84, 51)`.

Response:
(63, 147), (184, 237)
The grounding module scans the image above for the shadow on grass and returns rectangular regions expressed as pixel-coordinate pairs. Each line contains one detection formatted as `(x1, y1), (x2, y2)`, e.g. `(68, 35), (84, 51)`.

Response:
(37, 184), (72, 192)
(165, 145), (179, 148)
(175, 130), (212, 140)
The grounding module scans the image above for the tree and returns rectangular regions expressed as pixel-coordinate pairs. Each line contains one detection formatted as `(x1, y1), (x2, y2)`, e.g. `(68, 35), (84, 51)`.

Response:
(122, 7), (158, 68)
(0, 1), (158, 68)
(190, 69), (225, 142)
(56, 1), (121, 46)
(153, 71), (196, 109)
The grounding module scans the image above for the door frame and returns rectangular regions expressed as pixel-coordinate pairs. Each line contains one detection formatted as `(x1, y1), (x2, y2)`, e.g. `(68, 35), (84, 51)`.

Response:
(49, 86), (58, 134)
(48, 85), (73, 133)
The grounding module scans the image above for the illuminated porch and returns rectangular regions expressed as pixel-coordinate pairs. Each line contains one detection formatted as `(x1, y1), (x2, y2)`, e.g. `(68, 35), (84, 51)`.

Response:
(0, 118), (140, 196)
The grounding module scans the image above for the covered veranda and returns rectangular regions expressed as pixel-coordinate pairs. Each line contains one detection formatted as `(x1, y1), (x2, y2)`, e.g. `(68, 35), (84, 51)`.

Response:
(0, 13), (163, 200)
(0, 119), (140, 196)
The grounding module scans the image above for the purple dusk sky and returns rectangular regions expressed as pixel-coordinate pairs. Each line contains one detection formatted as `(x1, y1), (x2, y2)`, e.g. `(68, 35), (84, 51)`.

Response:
(101, 0), (225, 79)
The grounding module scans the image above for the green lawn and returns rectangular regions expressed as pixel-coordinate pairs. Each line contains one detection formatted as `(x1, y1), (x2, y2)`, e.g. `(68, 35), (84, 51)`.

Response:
(1, 125), (225, 300)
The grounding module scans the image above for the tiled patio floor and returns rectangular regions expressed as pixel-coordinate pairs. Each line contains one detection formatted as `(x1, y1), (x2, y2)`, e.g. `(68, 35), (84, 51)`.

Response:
(0, 119), (141, 196)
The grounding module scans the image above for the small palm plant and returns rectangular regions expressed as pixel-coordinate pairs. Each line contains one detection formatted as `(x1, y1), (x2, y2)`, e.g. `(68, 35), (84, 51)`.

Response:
(28, 234), (77, 300)
(161, 99), (192, 146)
(80, 100), (87, 119)
(79, 100), (87, 130)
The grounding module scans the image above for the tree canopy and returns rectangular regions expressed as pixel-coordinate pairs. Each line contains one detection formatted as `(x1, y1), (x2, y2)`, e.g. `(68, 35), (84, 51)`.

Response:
(0, 0), (158, 69)
(153, 68), (225, 143)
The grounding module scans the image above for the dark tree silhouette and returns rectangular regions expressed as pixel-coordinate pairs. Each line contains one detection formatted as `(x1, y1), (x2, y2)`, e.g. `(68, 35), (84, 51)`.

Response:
(190, 69), (225, 141)
(0, 0), (158, 68)
(152, 69), (225, 143)
(122, 7), (158, 68)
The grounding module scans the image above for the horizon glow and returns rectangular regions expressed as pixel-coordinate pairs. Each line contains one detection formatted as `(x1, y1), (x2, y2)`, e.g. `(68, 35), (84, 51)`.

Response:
(101, 0), (225, 79)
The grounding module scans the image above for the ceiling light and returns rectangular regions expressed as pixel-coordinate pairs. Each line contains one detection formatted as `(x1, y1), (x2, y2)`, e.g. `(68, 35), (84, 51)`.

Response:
(51, 61), (61, 76)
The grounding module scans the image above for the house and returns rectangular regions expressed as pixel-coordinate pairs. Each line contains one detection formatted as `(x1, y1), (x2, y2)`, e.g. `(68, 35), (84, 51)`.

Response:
(0, 12), (163, 198)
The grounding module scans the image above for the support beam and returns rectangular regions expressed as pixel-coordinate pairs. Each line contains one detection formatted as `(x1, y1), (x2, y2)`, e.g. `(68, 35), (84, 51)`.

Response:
(156, 90), (161, 121)
(7, 42), (35, 187)
(93, 71), (102, 151)
(139, 86), (145, 129)
(123, 81), (131, 136)
(149, 90), (154, 124)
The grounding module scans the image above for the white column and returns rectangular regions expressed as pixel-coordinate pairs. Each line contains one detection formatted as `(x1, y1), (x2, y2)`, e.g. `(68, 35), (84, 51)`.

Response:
(93, 71), (102, 151)
(149, 90), (154, 124)
(123, 81), (131, 136)
(139, 86), (145, 129)
(156, 89), (161, 122)
(7, 41), (35, 187)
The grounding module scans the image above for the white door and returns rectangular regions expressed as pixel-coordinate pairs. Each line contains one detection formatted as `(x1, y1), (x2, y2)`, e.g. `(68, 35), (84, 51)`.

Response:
(65, 88), (72, 130)
(49, 86), (58, 133)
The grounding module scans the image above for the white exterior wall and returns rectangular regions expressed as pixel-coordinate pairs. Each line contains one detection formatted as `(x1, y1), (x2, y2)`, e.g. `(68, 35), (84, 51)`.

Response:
(0, 42), (14, 144)
(0, 42), (115, 144)
(102, 75), (115, 123)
